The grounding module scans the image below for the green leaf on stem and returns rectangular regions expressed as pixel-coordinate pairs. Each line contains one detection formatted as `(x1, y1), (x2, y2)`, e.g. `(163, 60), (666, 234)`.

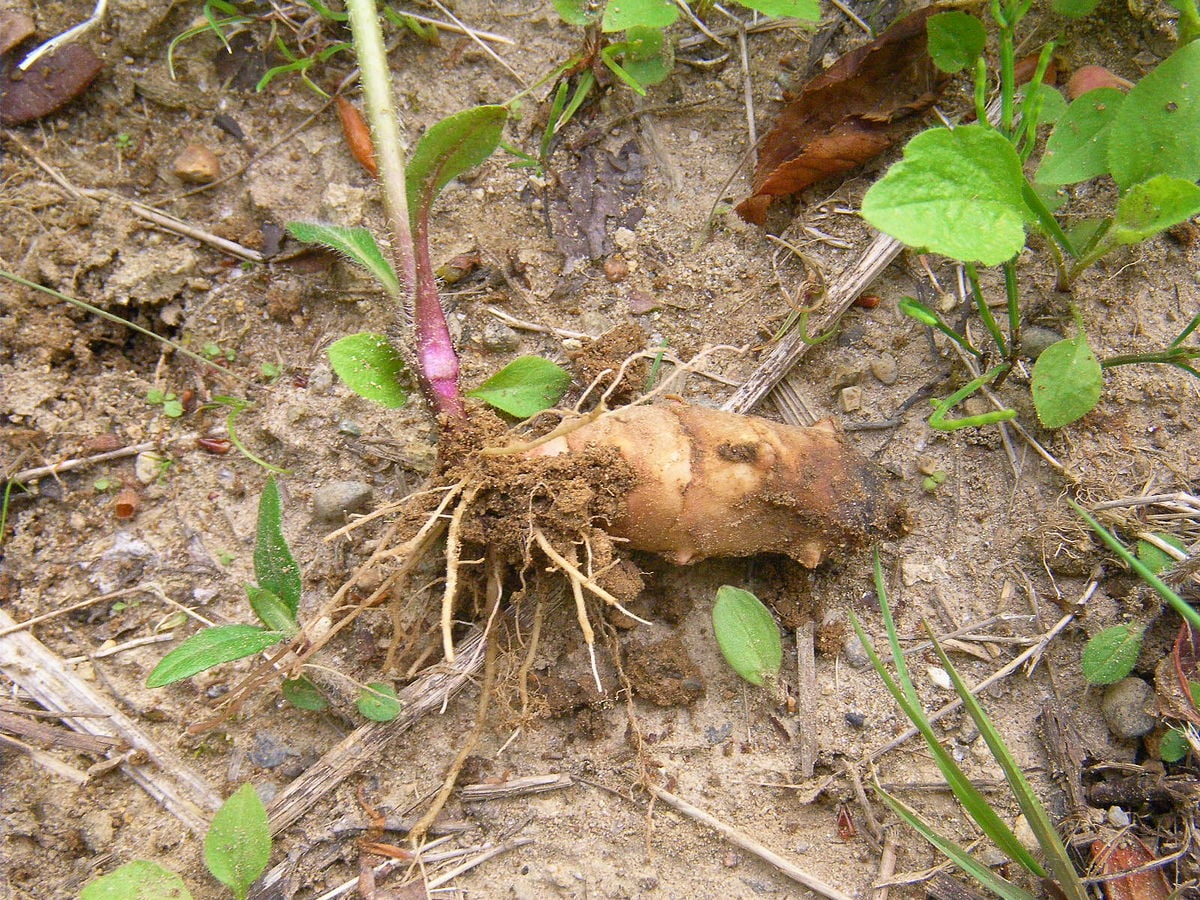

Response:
(327, 332), (410, 408)
(1036, 88), (1124, 186)
(601, 0), (677, 32)
(246, 585), (298, 635)
(1081, 624), (1145, 684)
(1110, 176), (1200, 245)
(926, 12), (986, 74)
(205, 784), (271, 900)
(551, 0), (599, 26)
(711, 586), (782, 687)
(1031, 330), (1102, 428)
(618, 26), (674, 88)
(282, 676), (329, 711)
(1159, 728), (1190, 762)
(146, 625), (287, 687)
(357, 682), (402, 721)
(736, 0), (821, 19)
(1107, 41), (1200, 189)
(284, 222), (400, 296)
(861, 125), (1031, 266)
(406, 105), (508, 226)
(466, 356), (572, 418)
(81, 861), (194, 899)
(254, 476), (301, 615)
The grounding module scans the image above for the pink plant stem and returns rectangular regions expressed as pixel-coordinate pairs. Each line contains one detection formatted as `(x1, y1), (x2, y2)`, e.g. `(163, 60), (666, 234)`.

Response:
(346, 0), (465, 420)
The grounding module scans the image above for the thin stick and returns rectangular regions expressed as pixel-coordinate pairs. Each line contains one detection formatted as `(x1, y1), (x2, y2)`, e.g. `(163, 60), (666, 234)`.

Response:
(391, 8), (514, 44)
(6, 441), (158, 485)
(425, 837), (535, 889)
(0, 584), (162, 638)
(440, 488), (477, 662)
(872, 835), (899, 900)
(646, 783), (857, 900)
(429, 0), (525, 86)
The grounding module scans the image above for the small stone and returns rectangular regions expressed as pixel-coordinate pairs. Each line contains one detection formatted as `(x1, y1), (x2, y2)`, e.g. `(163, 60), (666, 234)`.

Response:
(1107, 805), (1131, 827)
(79, 810), (115, 853)
(916, 456), (939, 476)
(845, 711), (866, 729)
(134, 451), (170, 484)
(249, 732), (295, 769)
(312, 481), (373, 522)
(613, 227), (637, 251)
(838, 386), (863, 413)
(479, 321), (520, 353)
(172, 144), (221, 184)
(1012, 814), (1038, 854)
(1102, 677), (1157, 741)
(604, 256), (630, 282)
(1021, 325), (1064, 360)
(831, 365), (862, 389)
(927, 666), (952, 690)
(870, 353), (899, 385)
(627, 290), (660, 315)
(336, 420), (361, 437)
(842, 633), (870, 669)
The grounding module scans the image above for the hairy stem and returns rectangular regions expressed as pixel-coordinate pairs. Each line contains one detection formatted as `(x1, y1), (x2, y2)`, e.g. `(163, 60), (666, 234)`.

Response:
(346, 0), (464, 418)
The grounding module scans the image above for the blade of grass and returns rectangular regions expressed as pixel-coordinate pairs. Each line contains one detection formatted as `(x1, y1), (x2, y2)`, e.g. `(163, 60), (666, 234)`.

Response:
(872, 782), (1038, 900)
(924, 622), (1087, 899)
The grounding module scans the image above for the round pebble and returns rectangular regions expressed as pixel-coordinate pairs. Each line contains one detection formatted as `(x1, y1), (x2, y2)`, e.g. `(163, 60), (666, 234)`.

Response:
(1101, 677), (1157, 741)
(842, 633), (870, 669)
(312, 481), (373, 522)
(172, 144), (221, 184)
(1106, 805), (1131, 827)
(870, 353), (898, 385)
(479, 321), (520, 353)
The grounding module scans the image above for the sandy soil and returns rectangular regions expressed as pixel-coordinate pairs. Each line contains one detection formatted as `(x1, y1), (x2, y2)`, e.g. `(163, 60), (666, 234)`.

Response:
(2, 0), (1198, 897)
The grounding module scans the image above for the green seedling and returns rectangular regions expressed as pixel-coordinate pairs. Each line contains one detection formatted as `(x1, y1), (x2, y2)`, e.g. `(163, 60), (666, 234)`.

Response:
(114, 132), (133, 150)
(147, 476), (300, 687)
(861, 7), (1200, 432)
(81, 783), (271, 900)
(921, 470), (947, 492)
(93, 477), (116, 492)
(259, 361), (282, 381)
(851, 550), (1086, 899)
(711, 585), (783, 687)
(146, 388), (185, 418)
(357, 681), (402, 721)
(256, 37), (353, 97)
(202, 341), (237, 362)
(1070, 501), (1200, 686)
(205, 396), (290, 474)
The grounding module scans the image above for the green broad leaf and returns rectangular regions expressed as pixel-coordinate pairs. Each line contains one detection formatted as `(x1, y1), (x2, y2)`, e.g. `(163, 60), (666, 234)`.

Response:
(1030, 332), (1102, 428)
(1136, 533), (1187, 574)
(81, 861), (194, 900)
(1052, 0), (1102, 16)
(861, 125), (1032, 266)
(254, 476), (301, 616)
(872, 786), (1038, 900)
(284, 222), (400, 296)
(1022, 82), (1068, 126)
(1111, 176), (1200, 245)
(1159, 728), (1190, 762)
(466, 356), (572, 418)
(926, 12), (986, 74)
(711, 586), (783, 687)
(1107, 41), (1200, 189)
(327, 332), (410, 408)
(620, 26), (674, 87)
(146, 626), (287, 688)
(406, 105), (508, 226)
(735, 0), (821, 19)
(205, 784), (271, 900)
(281, 676), (329, 711)
(1081, 624), (1145, 684)
(552, 0), (600, 25)
(246, 585), (298, 635)
(357, 682), (402, 721)
(602, 0), (678, 32)
(1037, 89), (1124, 186)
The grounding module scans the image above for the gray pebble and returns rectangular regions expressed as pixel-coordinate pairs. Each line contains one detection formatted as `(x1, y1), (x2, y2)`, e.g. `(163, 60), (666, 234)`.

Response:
(1021, 325), (1064, 360)
(870, 353), (899, 385)
(1101, 677), (1157, 741)
(480, 321), (521, 353)
(312, 481), (373, 522)
(249, 732), (295, 769)
(1107, 805), (1131, 827)
(842, 633), (870, 669)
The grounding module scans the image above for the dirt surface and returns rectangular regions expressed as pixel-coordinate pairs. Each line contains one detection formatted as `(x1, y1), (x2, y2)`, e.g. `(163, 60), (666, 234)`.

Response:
(2, 1), (1198, 898)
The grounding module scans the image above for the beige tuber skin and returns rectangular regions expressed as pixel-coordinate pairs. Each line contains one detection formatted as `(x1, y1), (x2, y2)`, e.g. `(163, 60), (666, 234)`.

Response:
(529, 403), (906, 567)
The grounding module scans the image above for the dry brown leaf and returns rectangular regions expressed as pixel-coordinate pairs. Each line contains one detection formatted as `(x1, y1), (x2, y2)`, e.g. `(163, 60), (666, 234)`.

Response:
(1090, 836), (1172, 900)
(0, 43), (103, 126)
(737, 6), (950, 225)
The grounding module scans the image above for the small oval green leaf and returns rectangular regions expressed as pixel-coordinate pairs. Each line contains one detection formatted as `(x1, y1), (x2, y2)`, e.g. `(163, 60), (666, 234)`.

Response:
(254, 476), (301, 615)
(81, 861), (194, 900)
(1036, 88), (1124, 186)
(1111, 176), (1200, 245)
(282, 676), (329, 711)
(736, 0), (820, 19)
(1136, 533), (1187, 575)
(146, 626), (287, 688)
(601, 0), (678, 32)
(357, 682), (402, 721)
(205, 783), (271, 900)
(1159, 727), (1190, 762)
(926, 12), (986, 74)
(1081, 624), (1145, 685)
(466, 356), (572, 418)
(712, 586), (782, 687)
(1030, 333), (1102, 428)
(327, 332), (410, 408)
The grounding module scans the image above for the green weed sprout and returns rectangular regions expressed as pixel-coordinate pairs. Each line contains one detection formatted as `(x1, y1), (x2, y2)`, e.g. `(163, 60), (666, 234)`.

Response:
(711, 585), (783, 687)
(81, 783), (271, 900)
(849, 550), (1086, 899)
(861, 6), (1200, 431)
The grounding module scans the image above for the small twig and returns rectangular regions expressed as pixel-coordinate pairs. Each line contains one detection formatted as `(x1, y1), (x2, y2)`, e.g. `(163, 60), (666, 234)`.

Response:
(6, 441), (158, 486)
(62, 633), (176, 665)
(429, 0), (525, 86)
(872, 835), (899, 900)
(646, 784), (857, 900)
(0, 584), (164, 638)
(391, 8), (514, 44)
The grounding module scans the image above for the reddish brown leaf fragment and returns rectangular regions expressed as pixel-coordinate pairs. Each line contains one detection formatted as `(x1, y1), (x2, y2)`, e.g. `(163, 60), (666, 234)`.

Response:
(336, 95), (378, 177)
(0, 12), (35, 56)
(1090, 836), (1171, 900)
(1173, 621), (1200, 717)
(0, 44), (103, 126)
(736, 6), (950, 224)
